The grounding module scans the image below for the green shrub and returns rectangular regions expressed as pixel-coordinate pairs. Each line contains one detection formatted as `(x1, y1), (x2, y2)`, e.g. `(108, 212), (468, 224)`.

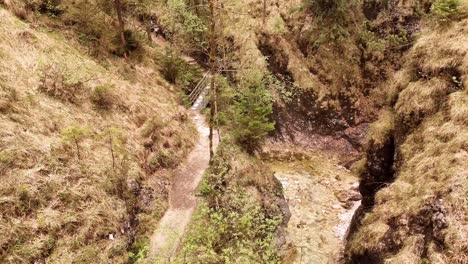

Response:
(199, 179), (212, 196)
(303, 0), (347, 17)
(140, 115), (164, 138)
(431, 0), (463, 22)
(160, 49), (202, 92)
(0, 151), (14, 173)
(160, 50), (182, 84)
(214, 74), (235, 126)
(113, 30), (140, 57)
(301, 0), (350, 42)
(164, 0), (208, 47)
(149, 149), (177, 170)
(23, 0), (63, 16)
(385, 31), (408, 47)
(98, 126), (127, 169)
(38, 63), (85, 104)
(233, 79), (275, 150)
(91, 83), (116, 109)
(61, 125), (91, 160)
(303, 0), (348, 22)
(360, 29), (386, 51)
(360, 23), (408, 51)
(128, 238), (149, 264)
(178, 197), (282, 263)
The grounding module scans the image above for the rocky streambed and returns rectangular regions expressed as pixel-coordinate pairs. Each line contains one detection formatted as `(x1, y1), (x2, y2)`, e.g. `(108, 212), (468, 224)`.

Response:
(271, 154), (361, 264)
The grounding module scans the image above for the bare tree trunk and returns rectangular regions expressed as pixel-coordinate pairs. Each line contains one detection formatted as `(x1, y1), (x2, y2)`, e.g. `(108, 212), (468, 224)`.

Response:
(209, 0), (217, 161)
(109, 135), (115, 169)
(114, 0), (128, 60)
(146, 26), (152, 42)
(192, 0), (200, 16)
(74, 138), (81, 160)
(263, 0), (267, 25)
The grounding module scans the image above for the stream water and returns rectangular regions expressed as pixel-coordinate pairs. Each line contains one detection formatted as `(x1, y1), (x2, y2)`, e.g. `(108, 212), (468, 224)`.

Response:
(271, 156), (361, 264)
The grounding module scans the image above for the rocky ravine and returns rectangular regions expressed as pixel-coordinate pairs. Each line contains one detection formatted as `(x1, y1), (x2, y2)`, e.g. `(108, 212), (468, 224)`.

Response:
(270, 154), (361, 264)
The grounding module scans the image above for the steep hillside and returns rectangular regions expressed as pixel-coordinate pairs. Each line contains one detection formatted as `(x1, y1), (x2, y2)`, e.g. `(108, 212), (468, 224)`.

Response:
(0, 8), (196, 263)
(346, 13), (468, 264)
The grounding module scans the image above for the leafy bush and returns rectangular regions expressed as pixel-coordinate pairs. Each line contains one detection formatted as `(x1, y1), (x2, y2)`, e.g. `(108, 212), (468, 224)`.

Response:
(162, 0), (208, 47)
(160, 49), (202, 93)
(148, 149), (177, 170)
(91, 83), (116, 109)
(128, 238), (149, 264)
(179, 198), (282, 263)
(360, 29), (386, 51)
(38, 64), (85, 103)
(140, 115), (164, 138)
(23, 0), (63, 16)
(303, 0), (348, 22)
(215, 75), (236, 126)
(0, 151), (14, 173)
(360, 23), (408, 52)
(233, 79), (275, 150)
(161, 49), (184, 84)
(113, 30), (140, 57)
(431, 0), (463, 22)
(61, 125), (91, 160)
(385, 31), (408, 47)
(199, 179), (212, 196)
(301, 0), (351, 42)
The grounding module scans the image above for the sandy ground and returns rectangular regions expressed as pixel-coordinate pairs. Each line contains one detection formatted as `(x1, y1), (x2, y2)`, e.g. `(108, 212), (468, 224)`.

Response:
(148, 109), (218, 263)
(271, 156), (360, 264)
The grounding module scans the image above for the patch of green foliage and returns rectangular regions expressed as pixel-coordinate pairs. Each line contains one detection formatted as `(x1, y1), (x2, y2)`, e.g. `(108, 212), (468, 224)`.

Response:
(24, 0), (63, 17)
(160, 48), (203, 93)
(175, 142), (283, 263)
(91, 83), (116, 110)
(360, 22), (409, 51)
(233, 78), (275, 150)
(178, 198), (281, 263)
(431, 0), (464, 22)
(199, 178), (212, 196)
(112, 30), (141, 57)
(360, 29), (386, 51)
(61, 125), (91, 160)
(303, 0), (348, 20)
(163, 0), (208, 47)
(149, 149), (177, 170)
(215, 74), (235, 127)
(302, 0), (350, 41)
(128, 238), (149, 264)
(38, 63), (86, 104)
(266, 74), (294, 103)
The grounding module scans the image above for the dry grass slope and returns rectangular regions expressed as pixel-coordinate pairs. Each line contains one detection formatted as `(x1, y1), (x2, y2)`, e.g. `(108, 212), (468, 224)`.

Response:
(0, 8), (196, 263)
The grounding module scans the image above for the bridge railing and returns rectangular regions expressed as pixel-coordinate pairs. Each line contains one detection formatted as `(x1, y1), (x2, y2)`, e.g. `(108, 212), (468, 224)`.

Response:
(189, 73), (209, 105)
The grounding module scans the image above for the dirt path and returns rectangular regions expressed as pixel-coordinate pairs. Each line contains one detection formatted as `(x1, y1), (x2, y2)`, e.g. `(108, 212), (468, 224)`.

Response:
(271, 155), (361, 264)
(148, 109), (218, 263)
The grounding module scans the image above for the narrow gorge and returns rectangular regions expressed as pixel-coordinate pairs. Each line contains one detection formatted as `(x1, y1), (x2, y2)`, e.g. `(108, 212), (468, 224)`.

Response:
(0, 0), (466, 263)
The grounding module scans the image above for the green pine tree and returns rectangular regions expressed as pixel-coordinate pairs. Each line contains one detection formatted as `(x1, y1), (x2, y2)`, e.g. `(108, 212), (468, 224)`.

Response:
(233, 80), (275, 150)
